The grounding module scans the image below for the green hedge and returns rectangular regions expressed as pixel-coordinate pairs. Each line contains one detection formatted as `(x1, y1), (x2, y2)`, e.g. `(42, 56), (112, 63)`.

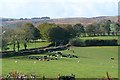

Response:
(69, 38), (86, 47)
(69, 38), (118, 46)
(85, 39), (117, 46)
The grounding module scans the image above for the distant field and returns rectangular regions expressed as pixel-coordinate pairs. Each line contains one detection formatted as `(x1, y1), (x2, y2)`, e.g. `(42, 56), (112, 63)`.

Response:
(80, 36), (118, 40)
(2, 46), (118, 78)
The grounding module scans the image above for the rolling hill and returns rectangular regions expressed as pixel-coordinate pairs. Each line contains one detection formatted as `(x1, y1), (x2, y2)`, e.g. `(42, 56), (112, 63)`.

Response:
(1, 16), (118, 27)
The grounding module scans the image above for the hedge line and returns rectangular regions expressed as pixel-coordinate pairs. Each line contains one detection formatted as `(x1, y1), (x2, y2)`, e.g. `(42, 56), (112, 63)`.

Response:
(69, 38), (118, 46)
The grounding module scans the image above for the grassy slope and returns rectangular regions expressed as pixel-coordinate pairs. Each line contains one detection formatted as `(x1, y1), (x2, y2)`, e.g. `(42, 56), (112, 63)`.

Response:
(2, 46), (118, 78)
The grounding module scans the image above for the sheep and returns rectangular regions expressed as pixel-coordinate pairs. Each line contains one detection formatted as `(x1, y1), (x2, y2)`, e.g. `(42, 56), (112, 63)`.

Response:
(111, 57), (114, 60)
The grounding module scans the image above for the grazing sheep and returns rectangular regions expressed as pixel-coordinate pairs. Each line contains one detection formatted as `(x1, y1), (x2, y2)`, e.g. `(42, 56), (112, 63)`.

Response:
(39, 59), (41, 61)
(62, 55), (67, 57)
(55, 57), (58, 60)
(74, 56), (78, 58)
(47, 59), (50, 61)
(51, 58), (54, 60)
(34, 62), (36, 64)
(15, 61), (18, 63)
(111, 57), (114, 60)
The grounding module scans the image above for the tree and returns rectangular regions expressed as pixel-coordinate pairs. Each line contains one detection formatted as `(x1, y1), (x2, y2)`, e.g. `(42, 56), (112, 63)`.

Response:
(37, 22), (56, 40)
(99, 23), (106, 36)
(23, 39), (27, 50)
(116, 23), (120, 35)
(47, 26), (69, 45)
(100, 19), (112, 35)
(110, 23), (117, 35)
(90, 23), (107, 36)
(1, 36), (8, 51)
(21, 23), (41, 41)
(73, 24), (85, 37)
(1, 27), (15, 51)
(33, 27), (41, 40)
(1, 37), (9, 51)
(58, 24), (77, 38)
(85, 24), (96, 36)
(17, 39), (20, 51)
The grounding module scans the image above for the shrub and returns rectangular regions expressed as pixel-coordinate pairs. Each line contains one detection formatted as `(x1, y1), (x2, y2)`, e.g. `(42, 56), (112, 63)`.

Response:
(85, 39), (118, 46)
(69, 38), (86, 46)
(69, 38), (118, 46)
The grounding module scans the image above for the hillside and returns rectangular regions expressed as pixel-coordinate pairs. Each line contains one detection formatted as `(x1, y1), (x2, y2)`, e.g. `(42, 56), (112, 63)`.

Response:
(1, 16), (118, 27)
(53, 16), (118, 25)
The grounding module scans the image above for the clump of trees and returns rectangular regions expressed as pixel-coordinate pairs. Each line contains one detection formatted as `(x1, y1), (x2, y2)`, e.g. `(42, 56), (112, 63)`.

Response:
(1, 23), (41, 51)
(85, 19), (120, 36)
(37, 23), (56, 40)
(21, 23), (40, 41)
(73, 24), (85, 37)
(37, 23), (85, 46)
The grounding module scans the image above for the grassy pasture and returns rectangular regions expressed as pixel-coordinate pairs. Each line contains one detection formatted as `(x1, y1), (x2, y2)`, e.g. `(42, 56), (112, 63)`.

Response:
(1, 46), (118, 78)
(80, 36), (118, 40)
(7, 41), (50, 51)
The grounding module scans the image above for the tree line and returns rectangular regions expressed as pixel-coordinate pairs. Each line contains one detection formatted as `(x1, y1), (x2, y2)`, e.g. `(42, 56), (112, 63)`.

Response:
(1, 19), (120, 51)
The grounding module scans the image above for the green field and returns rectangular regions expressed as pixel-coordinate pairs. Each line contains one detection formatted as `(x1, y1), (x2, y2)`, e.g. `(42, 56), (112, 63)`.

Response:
(1, 46), (118, 78)
(80, 36), (118, 40)
(7, 41), (50, 51)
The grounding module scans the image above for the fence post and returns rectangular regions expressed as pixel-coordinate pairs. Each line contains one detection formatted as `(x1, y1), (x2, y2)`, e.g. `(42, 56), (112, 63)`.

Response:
(106, 72), (112, 80)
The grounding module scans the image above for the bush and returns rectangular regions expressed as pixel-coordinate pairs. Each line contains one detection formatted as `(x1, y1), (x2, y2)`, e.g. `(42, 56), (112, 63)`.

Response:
(69, 38), (86, 46)
(48, 40), (69, 47)
(85, 39), (118, 46)
(69, 38), (118, 46)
